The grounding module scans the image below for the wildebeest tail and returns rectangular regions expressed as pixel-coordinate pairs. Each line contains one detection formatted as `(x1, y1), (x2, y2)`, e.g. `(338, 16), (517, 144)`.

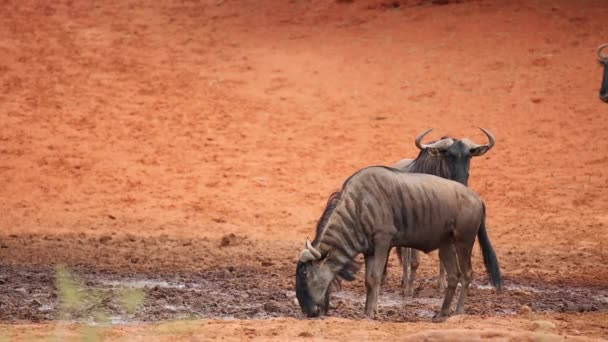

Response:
(478, 204), (502, 290)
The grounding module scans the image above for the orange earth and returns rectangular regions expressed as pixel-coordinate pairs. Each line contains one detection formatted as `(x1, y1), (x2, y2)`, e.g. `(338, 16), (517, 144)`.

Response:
(1, 0), (608, 340)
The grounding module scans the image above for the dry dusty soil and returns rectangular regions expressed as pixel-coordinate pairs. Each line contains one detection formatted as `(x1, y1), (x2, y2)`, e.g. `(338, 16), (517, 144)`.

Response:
(1, 0), (608, 340)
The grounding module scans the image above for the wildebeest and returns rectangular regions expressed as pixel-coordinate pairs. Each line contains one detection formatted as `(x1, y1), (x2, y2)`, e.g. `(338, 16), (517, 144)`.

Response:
(387, 128), (495, 295)
(295, 166), (502, 321)
(598, 43), (608, 102)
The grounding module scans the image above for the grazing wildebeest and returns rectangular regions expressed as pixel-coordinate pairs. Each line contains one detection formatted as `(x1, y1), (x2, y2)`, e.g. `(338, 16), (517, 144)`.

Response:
(387, 128), (495, 295)
(295, 166), (502, 322)
(598, 43), (608, 102)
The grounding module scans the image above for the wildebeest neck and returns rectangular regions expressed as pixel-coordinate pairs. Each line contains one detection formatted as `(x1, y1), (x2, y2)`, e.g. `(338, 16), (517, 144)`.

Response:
(406, 149), (454, 181)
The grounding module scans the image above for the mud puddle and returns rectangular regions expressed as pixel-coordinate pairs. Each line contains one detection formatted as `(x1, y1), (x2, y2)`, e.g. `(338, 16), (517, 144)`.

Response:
(1, 265), (607, 324)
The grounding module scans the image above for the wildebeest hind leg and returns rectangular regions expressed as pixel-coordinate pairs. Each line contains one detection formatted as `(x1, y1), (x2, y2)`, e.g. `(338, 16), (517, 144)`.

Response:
(364, 241), (390, 318)
(433, 244), (461, 323)
(455, 245), (473, 315)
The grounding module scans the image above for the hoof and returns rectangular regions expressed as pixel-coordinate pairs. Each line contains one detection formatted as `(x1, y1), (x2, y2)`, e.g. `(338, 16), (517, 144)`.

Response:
(432, 314), (449, 323)
(364, 313), (378, 320)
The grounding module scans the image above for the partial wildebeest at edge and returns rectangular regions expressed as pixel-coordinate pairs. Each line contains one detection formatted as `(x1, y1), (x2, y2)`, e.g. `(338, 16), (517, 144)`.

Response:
(295, 166), (502, 322)
(598, 43), (608, 102)
(388, 128), (495, 295)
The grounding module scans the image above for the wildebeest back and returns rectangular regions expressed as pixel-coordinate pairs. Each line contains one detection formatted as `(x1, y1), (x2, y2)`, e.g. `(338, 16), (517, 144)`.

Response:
(334, 167), (484, 254)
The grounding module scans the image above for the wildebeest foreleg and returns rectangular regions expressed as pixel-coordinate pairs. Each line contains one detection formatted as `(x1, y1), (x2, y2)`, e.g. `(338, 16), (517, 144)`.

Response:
(434, 244), (462, 322)
(364, 241), (390, 318)
(400, 247), (409, 288)
(401, 248), (419, 297)
(437, 260), (447, 291)
(380, 248), (390, 285)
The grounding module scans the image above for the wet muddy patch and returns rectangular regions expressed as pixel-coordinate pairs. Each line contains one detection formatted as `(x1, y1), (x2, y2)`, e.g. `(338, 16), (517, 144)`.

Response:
(1, 264), (607, 324)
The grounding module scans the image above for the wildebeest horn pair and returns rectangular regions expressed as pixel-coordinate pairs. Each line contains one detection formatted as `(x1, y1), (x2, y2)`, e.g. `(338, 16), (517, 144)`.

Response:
(415, 127), (495, 151)
(597, 43), (608, 62)
(299, 239), (322, 262)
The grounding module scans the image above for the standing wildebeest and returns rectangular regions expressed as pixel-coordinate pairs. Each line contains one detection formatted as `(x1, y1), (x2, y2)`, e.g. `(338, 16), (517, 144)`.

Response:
(387, 127), (495, 295)
(598, 43), (608, 102)
(295, 166), (502, 322)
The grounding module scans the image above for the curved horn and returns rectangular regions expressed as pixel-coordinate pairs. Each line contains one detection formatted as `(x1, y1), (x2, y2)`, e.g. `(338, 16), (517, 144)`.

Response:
(414, 128), (433, 150)
(306, 239), (322, 259)
(414, 128), (454, 150)
(479, 127), (496, 150)
(462, 128), (496, 154)
(597, 43), (608, 62)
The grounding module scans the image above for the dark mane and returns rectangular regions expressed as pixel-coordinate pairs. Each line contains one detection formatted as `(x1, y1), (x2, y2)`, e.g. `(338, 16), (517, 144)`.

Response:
(313, 191), (342, 243)
(312, 189), (361, 283)
(407, 137), (452, 179)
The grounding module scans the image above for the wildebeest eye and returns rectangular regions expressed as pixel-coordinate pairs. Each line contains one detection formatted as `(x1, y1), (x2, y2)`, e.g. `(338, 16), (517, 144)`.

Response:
(297, 261), (311, 278)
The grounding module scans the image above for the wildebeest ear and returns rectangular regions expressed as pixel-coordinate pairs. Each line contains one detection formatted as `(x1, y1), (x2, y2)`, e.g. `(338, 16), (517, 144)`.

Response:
(470, 145), (490, 157)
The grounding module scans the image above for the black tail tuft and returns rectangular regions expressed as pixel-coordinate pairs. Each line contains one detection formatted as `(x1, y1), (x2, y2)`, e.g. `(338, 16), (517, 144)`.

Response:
(478, 204), (502, 290)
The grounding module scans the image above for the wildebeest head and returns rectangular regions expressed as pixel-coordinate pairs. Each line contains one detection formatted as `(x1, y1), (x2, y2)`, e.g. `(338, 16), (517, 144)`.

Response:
(598, 44), (608, 102)
(295, 238), (358, 317)
(413, 127), (495, 186)
(295, 239), (330, 317)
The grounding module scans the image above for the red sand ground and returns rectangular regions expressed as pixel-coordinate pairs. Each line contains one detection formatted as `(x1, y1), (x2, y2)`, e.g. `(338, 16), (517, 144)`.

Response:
(1, 0), (608, 340)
